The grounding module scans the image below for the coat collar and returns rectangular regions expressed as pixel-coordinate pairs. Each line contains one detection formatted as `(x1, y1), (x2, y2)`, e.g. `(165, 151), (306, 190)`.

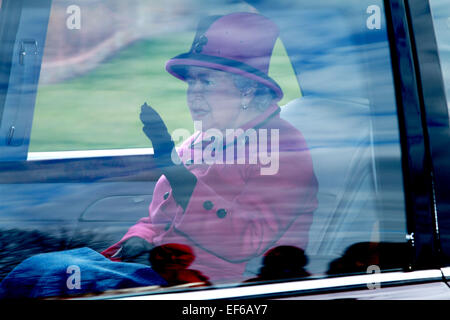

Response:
(190, 104), (281, 150)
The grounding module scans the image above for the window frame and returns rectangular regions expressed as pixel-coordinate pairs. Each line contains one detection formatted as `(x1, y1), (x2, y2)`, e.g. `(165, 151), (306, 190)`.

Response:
(81, 269), (445, 300)
(407, 0), (450, 268)
(383, 0), (441, 271)
(0, 0), (23, 126)
(0, 0), (51, 161)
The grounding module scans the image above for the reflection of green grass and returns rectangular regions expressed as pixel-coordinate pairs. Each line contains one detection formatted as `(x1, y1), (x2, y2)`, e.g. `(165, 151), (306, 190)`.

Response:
(29, 35), (300, 152)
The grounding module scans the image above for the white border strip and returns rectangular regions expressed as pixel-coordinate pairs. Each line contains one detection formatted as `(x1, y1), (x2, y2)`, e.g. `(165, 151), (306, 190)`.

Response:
(112, 270), (442, 300)
(27, 148), (155, 161)
(439, 267), (450, 278)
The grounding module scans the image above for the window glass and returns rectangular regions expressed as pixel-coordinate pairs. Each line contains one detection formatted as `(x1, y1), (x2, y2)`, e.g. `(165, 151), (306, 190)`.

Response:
(0, 0), (409, 299)
(430, 0), (450, 111)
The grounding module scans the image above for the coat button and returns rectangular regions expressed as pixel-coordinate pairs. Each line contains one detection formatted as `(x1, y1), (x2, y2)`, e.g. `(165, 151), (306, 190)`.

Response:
(203, 200), (214, 211)
(216, 208), (227, 218)
(163, 191), (170, 200)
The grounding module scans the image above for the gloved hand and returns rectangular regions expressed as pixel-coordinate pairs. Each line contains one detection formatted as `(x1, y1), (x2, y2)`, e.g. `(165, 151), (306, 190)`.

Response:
(140, 102), (175, 159)
(139, 103), (197, 210)
(119, 236), (154, 265)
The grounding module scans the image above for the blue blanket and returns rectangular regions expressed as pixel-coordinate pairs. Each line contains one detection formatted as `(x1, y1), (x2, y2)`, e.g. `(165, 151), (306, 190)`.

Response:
(0, 247), (166, 299)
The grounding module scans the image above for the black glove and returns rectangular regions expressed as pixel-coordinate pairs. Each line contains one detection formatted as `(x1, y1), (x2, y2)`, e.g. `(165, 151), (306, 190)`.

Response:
(119, 236), (154, 265)
(140, 103), (197, 210)
(140, 102), (175, 159)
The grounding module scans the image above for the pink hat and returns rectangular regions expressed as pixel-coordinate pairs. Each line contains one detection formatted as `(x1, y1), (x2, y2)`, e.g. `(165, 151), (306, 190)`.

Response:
(165, 12), (283, 101)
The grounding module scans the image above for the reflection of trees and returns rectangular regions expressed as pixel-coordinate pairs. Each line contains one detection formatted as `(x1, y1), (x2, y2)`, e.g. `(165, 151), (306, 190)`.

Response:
(242, 242), (413, 284)
(245, 246), (310, 283)
(40, 0), (199, 84)
(326, 242), (410, 275)
(40, 0), (253, 84)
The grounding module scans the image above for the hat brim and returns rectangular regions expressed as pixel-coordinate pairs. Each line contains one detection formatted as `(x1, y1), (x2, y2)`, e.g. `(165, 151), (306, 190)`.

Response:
(165, 53), (283, 101)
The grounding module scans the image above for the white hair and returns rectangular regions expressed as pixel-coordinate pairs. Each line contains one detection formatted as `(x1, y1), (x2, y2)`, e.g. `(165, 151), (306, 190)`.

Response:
(231, 74), (277, 111)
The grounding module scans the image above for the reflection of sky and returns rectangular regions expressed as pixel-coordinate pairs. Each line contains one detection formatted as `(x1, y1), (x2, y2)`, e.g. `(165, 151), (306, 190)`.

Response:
(430, 0), (450, 109)
(265, 0), (407, 269)
(257, 1), (394, 106)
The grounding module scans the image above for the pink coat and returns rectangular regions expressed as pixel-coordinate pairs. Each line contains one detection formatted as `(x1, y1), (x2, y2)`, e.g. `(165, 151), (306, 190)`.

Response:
(102, 105), (318, 284)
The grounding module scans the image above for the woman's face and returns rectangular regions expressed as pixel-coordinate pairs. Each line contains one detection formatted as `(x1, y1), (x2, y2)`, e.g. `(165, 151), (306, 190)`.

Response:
(186, 66), (246, 131)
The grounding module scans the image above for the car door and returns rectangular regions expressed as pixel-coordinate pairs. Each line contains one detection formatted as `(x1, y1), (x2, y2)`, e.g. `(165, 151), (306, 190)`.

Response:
(424, 0), (450, 287)
(1, 0), (449, 300)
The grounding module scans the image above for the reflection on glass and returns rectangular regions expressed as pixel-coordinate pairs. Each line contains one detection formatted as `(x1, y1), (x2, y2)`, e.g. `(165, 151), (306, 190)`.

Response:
(0, 0), (409, 299)
(430, 0), (450, 113)
(245, 246), (310, 283)
(326, 242), (409, 276)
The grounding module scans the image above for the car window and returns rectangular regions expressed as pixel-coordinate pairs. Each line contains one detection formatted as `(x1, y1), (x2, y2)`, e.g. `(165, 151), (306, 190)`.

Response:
(0, 0), (410, 299)
(430, 0), (450, 112)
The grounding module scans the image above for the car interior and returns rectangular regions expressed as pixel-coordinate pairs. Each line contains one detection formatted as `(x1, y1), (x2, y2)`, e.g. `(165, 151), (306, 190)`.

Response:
(0, 0), (411, 295)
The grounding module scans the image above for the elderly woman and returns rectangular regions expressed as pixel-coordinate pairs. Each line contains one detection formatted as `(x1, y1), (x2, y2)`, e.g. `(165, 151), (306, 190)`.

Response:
(102, 12), (318, 284)
(0, 12), (317, 298)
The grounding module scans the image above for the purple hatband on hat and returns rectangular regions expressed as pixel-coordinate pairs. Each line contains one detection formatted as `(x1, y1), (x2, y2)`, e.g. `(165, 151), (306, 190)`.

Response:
(165, 12), (283, 101)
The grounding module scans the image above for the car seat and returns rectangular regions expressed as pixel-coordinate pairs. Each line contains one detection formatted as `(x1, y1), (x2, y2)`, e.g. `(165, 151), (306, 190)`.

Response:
(281, 97), (379, 273)
(272, 3), (386, 273)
